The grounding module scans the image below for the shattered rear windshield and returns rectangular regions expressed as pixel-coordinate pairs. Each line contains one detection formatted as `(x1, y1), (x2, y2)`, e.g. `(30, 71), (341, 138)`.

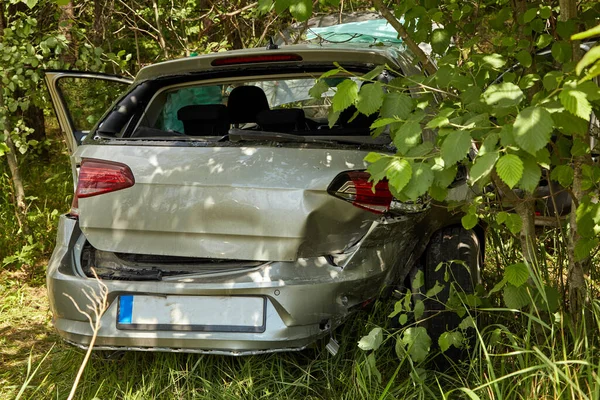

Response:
(131, 76), (382, 141)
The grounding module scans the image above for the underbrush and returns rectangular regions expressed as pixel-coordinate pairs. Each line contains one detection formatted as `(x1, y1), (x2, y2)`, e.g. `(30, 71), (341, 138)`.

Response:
(0, 138), (72, 276)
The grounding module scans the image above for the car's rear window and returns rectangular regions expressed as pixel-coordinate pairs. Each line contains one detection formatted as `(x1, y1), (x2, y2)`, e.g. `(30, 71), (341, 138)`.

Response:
(131, 75), (379, 141)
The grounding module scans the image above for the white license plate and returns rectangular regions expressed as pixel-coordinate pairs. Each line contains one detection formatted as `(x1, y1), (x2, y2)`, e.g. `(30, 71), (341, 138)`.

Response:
(117, 295), (266, 332)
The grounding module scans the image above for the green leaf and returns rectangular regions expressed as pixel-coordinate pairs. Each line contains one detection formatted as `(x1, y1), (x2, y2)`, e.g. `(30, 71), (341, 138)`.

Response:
(539, 6), (552, 19)
(576, 46), (600, 76)
(362, 65), (385, 81)
(499, 124), (516, 147)
(364, 152), (383, 163)
(523, 8), (537, 23)
(560, 89), (592, 121)
(518, 156), (541, 193)
(482, 83), (524, 108)
(425, 281), (445, 298)
(513, 107), (553, 155)
(516, 50), (533, 68)
(356, 82), (384, 116)
(496, 154), (523, 189)
(25, 0), (38, 8)
(0, 142), (9, 156)
(459, 316), (476, 330)
(413, 270), (424, 290)
(543, 71), (563, 91)
(505, 213), (522, 235)
(366, 353), (382, 383)
(441, 130), (471, 166)
(366, 157), (393, 183)
(481, 53), (506, 69)
(398, 314), (408, 325)
(503, 284), (531, 309)
(504, 263), (529, 287)
(406, 142), (434, 158)
(575, 237), (599, 261)
(380, 92), (414, 119)
(428, 185), (448, 201)
(552, 111), (589, 135)
(431, 29), (451, 55)
(319, 68), (341, 79)
(393, 122), (422, 154)
(309, 80), (329, 99)
(577, 81), (600, 101)
(402, 162), (434, 200)
(462, 213), (478, 230)
(386, 159), (412, 193)
(332, 79), (358, 112)
(289, 0), (312, 21)
(438, 331), (464, 352)
(571, 25), (600, 40)
(535, 34), (553, 49)
(328, 110), (341, 128)
(551, 41), (572, 64)
(389, 300), (403, 318)
(433, 165), (457, 187)
(572, 140), (590, 156)
(358, 327), (383, 351)
(469, 152), (499, 184)
(401, 327), (431, 362)
(426, 108), (454, 129)
(519, 74), (540, 90)
(550, 165), (574, 187)
(257, 0), (274, 14)
(414, 300), (425, 320)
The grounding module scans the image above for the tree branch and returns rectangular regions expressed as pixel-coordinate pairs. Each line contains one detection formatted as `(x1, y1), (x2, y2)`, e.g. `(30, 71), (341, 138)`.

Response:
(372, 0), (437, 75)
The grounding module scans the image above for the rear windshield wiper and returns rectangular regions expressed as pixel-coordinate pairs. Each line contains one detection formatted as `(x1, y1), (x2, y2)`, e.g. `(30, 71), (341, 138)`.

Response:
(227, 129), (328, 143)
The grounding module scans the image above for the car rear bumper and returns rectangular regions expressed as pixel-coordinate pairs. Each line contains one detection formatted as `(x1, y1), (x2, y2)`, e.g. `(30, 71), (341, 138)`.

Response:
(47, 215), (415, 354)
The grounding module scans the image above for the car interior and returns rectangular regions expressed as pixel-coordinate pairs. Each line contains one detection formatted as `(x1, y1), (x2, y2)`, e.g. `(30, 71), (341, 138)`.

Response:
(131, 77), (380, 140)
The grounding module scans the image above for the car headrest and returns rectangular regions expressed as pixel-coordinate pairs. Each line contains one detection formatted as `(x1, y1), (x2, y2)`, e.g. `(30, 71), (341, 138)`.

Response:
(177, 104), (229, 135)
(227, 86), (270, 124)
(256, 109), (305, 133)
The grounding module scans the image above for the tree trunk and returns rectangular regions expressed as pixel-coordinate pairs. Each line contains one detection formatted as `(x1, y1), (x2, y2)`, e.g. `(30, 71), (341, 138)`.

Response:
(92, 0), (106, 46)
(59, 0), (77, 66)
(559, 0), (588, 325)
(492, 173), (538, 266)
(0, 3), (29, 234)
(151, 0), (169, 59)
(567, 156), (588, 323)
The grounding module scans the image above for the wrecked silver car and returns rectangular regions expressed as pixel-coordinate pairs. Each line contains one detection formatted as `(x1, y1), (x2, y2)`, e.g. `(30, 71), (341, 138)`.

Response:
(45, 44), (482, 355)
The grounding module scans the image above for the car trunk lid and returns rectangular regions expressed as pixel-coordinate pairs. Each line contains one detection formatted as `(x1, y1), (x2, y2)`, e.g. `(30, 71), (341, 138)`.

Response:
(74, 144), (381, 262)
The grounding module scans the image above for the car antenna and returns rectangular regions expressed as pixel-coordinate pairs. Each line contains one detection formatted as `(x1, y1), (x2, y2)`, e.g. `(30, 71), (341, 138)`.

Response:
(266, 37), (278, 50)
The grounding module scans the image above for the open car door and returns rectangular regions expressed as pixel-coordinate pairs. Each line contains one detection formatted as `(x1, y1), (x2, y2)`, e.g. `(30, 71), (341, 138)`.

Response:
(44, 71), (133, 154)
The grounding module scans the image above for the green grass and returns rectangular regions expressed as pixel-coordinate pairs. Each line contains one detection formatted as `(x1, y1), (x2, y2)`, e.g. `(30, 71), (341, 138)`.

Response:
(0, 280), (430, 400)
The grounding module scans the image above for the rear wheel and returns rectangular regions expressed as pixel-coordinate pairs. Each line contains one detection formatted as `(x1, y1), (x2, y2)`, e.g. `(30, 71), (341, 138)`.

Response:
(417, 225), (482, 351)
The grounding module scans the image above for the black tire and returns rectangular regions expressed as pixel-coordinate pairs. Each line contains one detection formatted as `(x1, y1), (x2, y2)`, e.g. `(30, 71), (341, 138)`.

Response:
(418, 225), (482, 348)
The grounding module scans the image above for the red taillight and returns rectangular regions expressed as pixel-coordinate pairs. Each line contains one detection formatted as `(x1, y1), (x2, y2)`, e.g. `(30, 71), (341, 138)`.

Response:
(70, 158), (135, 216)
(327, 171), (393, 214)
(211, 54), (302, 66)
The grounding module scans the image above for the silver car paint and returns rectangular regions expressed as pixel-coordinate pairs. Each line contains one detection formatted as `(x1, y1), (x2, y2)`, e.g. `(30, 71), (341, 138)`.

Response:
(45, 44), (458, 354)
(74, 144), (381, 261)
(47, 207), (439, 353)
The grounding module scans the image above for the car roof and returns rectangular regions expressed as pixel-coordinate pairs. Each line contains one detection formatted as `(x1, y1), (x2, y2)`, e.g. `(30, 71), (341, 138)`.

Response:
(133, 43), (414, 83)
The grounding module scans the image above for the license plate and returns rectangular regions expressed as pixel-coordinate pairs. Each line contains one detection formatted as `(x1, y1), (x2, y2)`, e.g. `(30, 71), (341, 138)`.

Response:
(117, 295), (266, 332)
